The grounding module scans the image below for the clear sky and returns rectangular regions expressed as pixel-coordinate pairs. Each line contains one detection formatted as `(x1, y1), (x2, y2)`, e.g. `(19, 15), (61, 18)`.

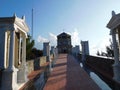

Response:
(1, 0), (120, 55)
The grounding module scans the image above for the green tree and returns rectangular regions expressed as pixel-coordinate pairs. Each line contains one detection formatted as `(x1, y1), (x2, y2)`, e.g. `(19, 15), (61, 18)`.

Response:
(96, 51), (100, 56)
(26, 35), (35, 60)
(96, 39), (115, 58)
(105, 39), (114, 58)
(32, 48), (43, 57)
(105, 46), (114, 58)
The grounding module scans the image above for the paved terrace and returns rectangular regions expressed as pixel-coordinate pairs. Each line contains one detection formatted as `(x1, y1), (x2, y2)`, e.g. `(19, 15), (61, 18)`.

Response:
(44, 54), (101, 90)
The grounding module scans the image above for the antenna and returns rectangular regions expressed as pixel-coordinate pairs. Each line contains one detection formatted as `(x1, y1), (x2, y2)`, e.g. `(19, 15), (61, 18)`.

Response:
(31, 8), (34, 38)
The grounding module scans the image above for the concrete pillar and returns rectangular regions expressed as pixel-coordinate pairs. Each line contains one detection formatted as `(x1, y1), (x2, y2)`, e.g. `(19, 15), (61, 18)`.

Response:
(23, 34), (27, 81)
(54, 48), (58, 61)
(4, 32), (8, 68)
(43, 42), (52, 71)
(22, 34), (26, 67)
(43, 42), (50, 57)
(111, 29), (120, 82)
(51, 46), (55, 68)
(18, 33), (21, 65)
(81, 41), (89, 62)
(51, 46), (55, 55)
(17, 34), (27, 83)
(7, 30), (15, 71)
(55, 48), (58, 57)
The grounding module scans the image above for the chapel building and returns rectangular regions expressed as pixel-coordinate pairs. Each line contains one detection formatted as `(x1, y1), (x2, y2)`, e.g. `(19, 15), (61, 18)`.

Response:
(57, 32), (72, 53)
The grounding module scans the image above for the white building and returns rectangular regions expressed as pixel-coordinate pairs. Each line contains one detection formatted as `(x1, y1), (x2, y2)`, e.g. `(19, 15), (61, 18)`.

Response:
(0, 14), (29, 90)
(107, 11), (120, 83)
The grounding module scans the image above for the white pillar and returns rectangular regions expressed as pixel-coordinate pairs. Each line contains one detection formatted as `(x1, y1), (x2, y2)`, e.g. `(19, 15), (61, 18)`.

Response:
(54, 48), (58, 61)
(22, 34), (27, 81)
(17, 34), (27, 83)
(18, 33), (21, 65)
(7, 30), (15, 71)
(43, 42), (50, 57)
(111, 29), (120, 82)
(51, 46), (55, 54)
(1, 30), (18, 90)
(4, 32), (8, 68)
(22, 34), (26, 66)
(43, 42), (52, 71)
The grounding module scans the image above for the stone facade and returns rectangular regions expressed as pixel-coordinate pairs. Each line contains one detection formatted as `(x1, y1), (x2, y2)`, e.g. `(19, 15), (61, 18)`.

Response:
(0, 14), (29, 90)
(81, 41), (89, 55)
(57, 32), (72, 53)
(107, 11), (120, 83)
(81, 41), (89, 62)
(72, 45), (80, 55)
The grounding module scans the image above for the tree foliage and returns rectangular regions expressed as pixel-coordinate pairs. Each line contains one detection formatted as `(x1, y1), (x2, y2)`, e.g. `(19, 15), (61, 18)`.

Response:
(26, 35), (35, 60)
(26, 35), (43, 60)
(105, 46), (114, 57)
(96, 51), (100, 56)
(96, 39), (114, 58)
(31, 48), (43, 58)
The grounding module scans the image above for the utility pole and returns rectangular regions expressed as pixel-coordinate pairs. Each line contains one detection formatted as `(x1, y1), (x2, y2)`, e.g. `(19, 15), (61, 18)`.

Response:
(31, 8), (33, 39)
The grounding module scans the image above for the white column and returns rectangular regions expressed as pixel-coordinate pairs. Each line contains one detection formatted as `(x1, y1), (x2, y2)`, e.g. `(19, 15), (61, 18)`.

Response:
(43, 42), (50, 56)
(22, 34), (26, 66)
(111, 29), (120, 82)
(7, 30), (15, 71)
(47, 43), (52, 71)
(20, 34), (26, 67)
(43, 42), (52, 71)
(4, 32), (8, 68)
(51, 46), (55, 54)
(18, 33), (21, 65)
(23, 34), (27, 82)
(17, 34), (27, 83)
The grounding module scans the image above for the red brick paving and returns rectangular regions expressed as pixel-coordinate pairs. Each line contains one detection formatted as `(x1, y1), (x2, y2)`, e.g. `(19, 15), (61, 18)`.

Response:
(44, 54), (101, 90)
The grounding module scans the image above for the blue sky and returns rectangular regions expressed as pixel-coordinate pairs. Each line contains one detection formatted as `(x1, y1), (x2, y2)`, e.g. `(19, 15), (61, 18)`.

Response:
(1, 0), (120, 55)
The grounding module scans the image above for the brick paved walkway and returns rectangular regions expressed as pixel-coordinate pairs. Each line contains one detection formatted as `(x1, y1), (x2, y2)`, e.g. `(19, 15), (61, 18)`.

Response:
(44, 54), (101, 90)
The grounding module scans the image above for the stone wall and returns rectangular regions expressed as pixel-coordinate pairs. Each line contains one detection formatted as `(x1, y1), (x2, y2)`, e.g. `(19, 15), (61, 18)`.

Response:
(85, 55), (114, 77)
(19, 54), (54, 90)
(19, 66), (50, 90)
(77, 54), (114, 76)
(40, 56), (47, 66)
(26, 55), (54, 75)
(77, 54), (120, 90)
(26, 60), (34, 75)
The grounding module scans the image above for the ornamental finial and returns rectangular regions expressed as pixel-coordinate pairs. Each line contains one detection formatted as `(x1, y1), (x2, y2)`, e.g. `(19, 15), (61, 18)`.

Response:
(22, 15), (25, 21)
(112, 11), (116, 16)
(13, 13), (17, 17)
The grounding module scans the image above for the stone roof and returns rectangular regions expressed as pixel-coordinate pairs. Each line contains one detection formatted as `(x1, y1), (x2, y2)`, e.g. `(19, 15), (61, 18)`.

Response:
(0, 14), (29, 32)
(57, 32), (71, 38)
(107, 12), (120, 30)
